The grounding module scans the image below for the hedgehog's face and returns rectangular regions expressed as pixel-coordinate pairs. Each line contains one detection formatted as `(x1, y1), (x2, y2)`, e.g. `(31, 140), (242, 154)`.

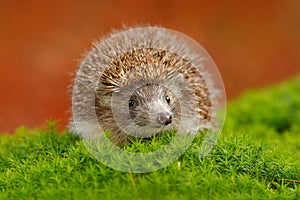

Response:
(128, 83), (177, 131)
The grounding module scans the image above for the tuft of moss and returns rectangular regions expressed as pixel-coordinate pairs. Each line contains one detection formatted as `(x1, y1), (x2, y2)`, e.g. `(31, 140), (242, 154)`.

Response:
(1, 76), (300, 200)
(225, 76), (300, 133)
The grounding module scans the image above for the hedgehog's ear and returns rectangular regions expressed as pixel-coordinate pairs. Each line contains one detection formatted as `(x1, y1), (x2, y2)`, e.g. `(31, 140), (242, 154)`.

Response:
(167, 73), (186, 87)
(95, 84), (113, 108)
(163, 73), (187, 99)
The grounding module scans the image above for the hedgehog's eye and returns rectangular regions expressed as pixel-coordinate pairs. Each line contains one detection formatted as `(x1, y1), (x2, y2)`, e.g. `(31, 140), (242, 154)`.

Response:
(166, 96), (171, 104)
(128, 99), (135, 107)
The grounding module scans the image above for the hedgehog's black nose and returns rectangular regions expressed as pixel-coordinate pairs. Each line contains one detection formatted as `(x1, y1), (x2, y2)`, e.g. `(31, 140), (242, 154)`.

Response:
(157, 112), (172, 125)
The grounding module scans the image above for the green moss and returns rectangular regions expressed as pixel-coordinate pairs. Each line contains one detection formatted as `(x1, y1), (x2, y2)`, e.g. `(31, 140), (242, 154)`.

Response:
(1, 76), (300, 200)
(225, 76), (300, 133)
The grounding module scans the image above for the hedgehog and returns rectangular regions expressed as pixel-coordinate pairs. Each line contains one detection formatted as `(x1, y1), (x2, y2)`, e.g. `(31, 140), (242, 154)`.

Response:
(71, 26), (218, 145)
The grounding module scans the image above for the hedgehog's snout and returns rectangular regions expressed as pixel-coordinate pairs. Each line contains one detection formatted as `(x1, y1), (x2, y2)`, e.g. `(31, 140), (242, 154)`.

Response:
(157, 112), (172, 125)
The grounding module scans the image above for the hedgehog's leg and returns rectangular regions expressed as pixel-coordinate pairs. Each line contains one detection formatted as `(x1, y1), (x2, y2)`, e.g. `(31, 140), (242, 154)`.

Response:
(110, 130), (129, 146)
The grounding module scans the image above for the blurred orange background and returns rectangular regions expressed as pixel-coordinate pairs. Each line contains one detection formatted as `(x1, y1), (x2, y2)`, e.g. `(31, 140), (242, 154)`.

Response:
(0, 0), (299, 133)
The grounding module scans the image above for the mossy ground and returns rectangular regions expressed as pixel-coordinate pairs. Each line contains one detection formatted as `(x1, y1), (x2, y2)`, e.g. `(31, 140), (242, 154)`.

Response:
(1, 76), (300, 200)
